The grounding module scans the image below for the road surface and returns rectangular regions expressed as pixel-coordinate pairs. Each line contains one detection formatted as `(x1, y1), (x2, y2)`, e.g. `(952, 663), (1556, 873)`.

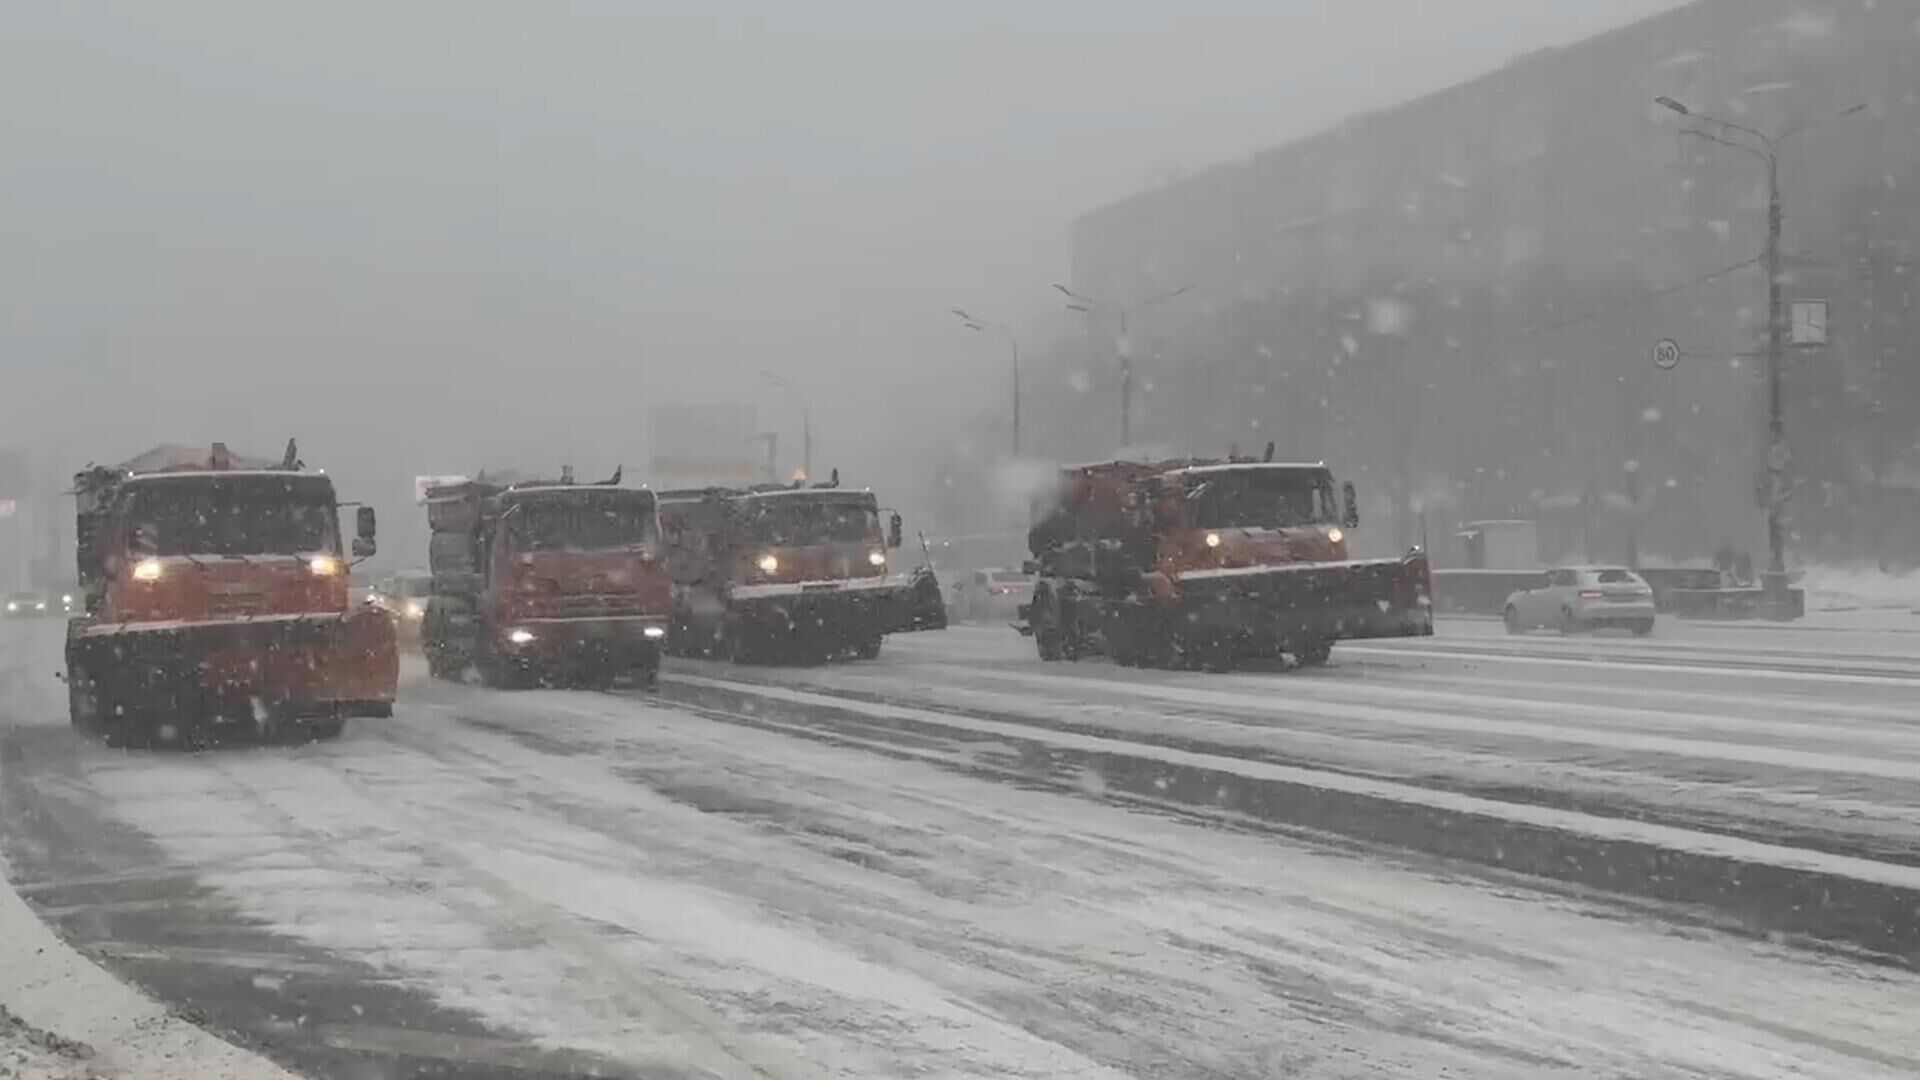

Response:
(3, 616), (1918, 1078)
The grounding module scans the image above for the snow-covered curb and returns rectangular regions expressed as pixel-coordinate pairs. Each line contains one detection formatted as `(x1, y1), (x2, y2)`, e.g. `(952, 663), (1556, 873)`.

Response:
(1798, 564), (1920, 613)
(0, 852), (296, 1080)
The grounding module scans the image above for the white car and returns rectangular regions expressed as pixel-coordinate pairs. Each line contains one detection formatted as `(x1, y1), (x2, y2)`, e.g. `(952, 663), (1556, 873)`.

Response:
(949, 567), (1034, 623)
(1503, 566), (1656, 636)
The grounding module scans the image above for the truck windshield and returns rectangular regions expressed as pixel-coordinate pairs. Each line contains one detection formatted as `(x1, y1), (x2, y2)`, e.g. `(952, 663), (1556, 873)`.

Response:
(126, 480), (338, 557)
(512, 498), (657, 552)
(746, 499), (880, 546)
(1186, 470), (1336, 530)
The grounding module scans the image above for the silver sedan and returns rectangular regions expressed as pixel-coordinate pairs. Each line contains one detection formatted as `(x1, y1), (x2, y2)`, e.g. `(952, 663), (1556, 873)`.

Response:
(1504, 566), (1656, 636)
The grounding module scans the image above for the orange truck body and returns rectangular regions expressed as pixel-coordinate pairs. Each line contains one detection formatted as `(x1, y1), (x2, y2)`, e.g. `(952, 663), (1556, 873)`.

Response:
(64, 442), (397, 743)
(1020, 454), (1433, 669)
(657, 480), (937, 663)
(422, 475), (672, 688)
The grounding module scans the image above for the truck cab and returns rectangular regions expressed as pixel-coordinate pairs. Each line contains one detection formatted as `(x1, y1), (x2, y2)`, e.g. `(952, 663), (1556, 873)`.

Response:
(424, 478), (670, 688)
(660, 481), (922, 663)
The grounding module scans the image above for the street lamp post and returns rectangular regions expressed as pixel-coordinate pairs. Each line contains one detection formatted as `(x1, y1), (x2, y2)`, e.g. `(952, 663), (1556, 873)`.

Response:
(1054, 282), (1195, 448)
(1654, 96), (1866, 597)
(759, 369), (811, 481)
(950, 309), (1021, 456)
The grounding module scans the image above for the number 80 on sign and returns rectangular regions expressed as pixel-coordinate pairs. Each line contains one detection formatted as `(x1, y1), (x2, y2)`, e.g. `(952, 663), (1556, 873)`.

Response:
(1651, 338), (1682, 371)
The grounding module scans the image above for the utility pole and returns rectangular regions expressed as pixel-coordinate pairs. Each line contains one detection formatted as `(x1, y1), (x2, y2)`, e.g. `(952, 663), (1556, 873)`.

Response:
(951, 309), (1022, 456)
(1054, 282), (1194, 450)
(759, 370), (811, 481)
(1655, 97), (1866, 601)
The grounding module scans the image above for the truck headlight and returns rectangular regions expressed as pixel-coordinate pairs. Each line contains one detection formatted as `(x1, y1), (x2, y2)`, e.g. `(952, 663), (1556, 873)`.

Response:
(643, 625), (666, 639)
(1327, 527), (1344, 544)
(1204, 532), (1221, 548)
(4, 602), (15, 612)
(757, 554), (779, 573)
(507, 628), (535, 645)
(61, 594), (73, 604)
(132, 558), (164, 582)
(404, 600), (426, 619)
(868, 550), (887, 567)
(308, 555), (342, 577)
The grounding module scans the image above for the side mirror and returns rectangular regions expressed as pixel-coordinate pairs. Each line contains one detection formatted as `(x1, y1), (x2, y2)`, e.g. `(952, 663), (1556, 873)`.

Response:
(353, 506), (378, 559)
(888, 513), (903, 549)
(1341, 481), (1360, 529)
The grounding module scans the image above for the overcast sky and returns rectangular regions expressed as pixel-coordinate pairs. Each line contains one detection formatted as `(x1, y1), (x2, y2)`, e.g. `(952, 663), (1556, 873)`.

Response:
(0, 1), (1683, 524)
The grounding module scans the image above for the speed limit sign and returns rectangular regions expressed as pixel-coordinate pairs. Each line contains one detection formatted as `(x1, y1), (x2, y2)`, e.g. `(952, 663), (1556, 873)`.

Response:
(1651, 339), (1682, 370)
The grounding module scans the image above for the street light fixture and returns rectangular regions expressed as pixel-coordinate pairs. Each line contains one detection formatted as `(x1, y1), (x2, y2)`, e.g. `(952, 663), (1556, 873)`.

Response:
(1053, 281), (1197, 446)
(1656, 94), (1867, 602)
(759, 369), (811, 481)
(951, 308), (1022, 456)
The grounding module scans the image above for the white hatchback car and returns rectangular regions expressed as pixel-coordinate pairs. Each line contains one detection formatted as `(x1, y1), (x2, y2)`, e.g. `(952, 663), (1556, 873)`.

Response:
(1504, 566), (1656, 636)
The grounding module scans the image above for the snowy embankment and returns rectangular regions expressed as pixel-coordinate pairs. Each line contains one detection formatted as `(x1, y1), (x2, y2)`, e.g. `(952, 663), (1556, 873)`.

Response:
(1799, 565), (1920, 613)
(0, 624), (295, 1080)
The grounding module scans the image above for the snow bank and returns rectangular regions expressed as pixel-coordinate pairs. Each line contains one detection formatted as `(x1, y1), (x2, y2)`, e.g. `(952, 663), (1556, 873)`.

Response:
(0, 853), (297, 1080)
(1798, 565), (1920, 613)
(0, 1006), (97, 1080)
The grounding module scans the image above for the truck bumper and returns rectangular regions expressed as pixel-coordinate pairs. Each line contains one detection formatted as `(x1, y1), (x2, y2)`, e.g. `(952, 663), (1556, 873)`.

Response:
(1175, 557), (1435, 646)
(727, 577), (911, 642)
(495, 615), (668, 673)
(71, 608), (399, 717)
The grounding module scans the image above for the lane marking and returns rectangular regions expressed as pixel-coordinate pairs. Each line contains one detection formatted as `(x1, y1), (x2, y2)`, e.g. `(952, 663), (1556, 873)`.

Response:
(669, 673), (1920, 892)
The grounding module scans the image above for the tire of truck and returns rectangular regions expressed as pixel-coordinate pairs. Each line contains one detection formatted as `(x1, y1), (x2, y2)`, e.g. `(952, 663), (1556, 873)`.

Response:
(426, 652), (465, 681)
(67, 670), (100, 732)
(1295, 639), (1333, 667)
(854, 636), (882, 661)
(308, 716), (346, 741)
(1031, 585), (1077, 662)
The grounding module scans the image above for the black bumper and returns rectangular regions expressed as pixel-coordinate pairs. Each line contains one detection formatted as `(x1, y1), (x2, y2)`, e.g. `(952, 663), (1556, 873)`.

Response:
(1174, 560), (1434, 643)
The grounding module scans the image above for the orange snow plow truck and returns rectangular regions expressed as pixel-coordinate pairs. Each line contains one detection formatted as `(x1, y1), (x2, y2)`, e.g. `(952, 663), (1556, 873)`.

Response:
(1018, 448), (1432, 670)
(63, 441), (397, 746)
(421, 469), (671, 689)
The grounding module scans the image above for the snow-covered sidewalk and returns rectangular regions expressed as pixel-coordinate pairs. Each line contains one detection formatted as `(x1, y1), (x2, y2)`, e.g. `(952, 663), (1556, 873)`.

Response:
(0, 850), (297, 1080)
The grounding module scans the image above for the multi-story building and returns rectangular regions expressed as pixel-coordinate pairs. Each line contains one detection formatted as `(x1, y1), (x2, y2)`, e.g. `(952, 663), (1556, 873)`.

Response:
(1061, 0), (1920, 563)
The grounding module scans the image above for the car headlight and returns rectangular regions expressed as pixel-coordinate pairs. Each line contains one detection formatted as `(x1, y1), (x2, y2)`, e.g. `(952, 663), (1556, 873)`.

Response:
(61, 594), (72, 604)
(308, 555), (342, 577)
(1327, 527), (1344, 544)
(507, 628), (535, 645)
(132, 558), (164, 582)
(642, 625), (666, 639)
(404, 600), (426, 619)
(1204, 532), (1222, 548)
(34, 601), (46, 611)
(868, 550), (887, 567)
(757, 554), (779, 573)
(4, 602), (15, 612)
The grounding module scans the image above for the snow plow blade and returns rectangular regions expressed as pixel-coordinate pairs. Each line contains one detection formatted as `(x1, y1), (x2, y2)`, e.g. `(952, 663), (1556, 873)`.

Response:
(1172, 553), (1434, 644)
(71, 606), (399, 717)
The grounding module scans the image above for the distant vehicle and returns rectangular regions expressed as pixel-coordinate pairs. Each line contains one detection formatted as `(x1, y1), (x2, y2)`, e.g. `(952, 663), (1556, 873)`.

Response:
(1504, 566), (1656, 636)
(950, 568), (1033, 623)
(373, 570), (434, 647)
(4, 590), (50, 617)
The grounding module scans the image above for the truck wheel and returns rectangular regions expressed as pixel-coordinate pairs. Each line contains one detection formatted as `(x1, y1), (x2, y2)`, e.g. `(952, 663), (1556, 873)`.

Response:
(426, 653), (464, 681)
(1295, 640), (1333, 667)
(854, 636), (882, 661)
(67, 674), (100, 732)
(308, 717), (346, 741)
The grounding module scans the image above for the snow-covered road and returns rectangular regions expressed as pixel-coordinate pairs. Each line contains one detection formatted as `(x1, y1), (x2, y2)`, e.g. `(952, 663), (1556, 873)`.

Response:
(4, 617), (1919, 1078)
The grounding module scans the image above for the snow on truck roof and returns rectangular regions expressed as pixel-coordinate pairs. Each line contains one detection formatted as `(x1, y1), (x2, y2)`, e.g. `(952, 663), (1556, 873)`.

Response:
(122, 469), (328, 483)
(1163, 462), (1330, 477)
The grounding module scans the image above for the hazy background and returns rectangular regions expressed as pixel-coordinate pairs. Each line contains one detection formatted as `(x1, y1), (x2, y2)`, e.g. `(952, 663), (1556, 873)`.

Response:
(1, 0), (1682, 559)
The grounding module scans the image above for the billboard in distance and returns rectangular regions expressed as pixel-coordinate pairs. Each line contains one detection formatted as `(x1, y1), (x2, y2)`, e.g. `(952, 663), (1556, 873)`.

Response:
(649, 404), (762, 488)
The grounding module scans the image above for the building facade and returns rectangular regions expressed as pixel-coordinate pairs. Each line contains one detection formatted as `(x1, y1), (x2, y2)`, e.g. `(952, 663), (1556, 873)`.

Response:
(1060, 0), (1920, 564)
